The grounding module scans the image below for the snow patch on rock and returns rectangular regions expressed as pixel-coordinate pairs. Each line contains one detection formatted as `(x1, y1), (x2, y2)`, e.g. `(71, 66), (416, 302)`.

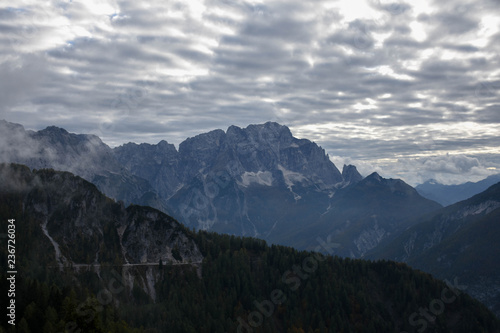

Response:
(239, 170), (273, 187)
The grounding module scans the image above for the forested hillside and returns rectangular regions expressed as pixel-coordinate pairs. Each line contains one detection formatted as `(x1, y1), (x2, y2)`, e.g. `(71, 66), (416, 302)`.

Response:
(1, 164), (499, 332)
(368, 181), (500, 318)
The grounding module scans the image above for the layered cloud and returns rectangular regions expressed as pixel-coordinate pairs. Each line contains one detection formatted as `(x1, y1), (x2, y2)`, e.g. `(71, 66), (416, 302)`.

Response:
(333, 153), (499, 185)
(0, 0), (499, 184)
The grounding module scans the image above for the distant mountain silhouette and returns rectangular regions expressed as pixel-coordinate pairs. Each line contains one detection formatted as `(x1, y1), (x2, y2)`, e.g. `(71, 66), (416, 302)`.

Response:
(416, 174), (500, 206)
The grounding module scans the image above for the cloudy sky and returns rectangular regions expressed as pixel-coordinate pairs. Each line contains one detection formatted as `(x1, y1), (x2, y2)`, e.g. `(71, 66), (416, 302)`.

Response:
(1, 0), (499, 185)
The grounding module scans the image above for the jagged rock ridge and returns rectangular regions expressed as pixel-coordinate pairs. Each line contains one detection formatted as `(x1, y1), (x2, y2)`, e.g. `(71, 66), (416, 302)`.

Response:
(113, 122), (368, 242)
(1, 120), (441, 258)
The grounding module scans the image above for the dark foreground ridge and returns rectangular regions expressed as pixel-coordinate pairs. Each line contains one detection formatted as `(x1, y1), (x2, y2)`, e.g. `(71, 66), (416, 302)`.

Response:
(1, 163), (499, 332)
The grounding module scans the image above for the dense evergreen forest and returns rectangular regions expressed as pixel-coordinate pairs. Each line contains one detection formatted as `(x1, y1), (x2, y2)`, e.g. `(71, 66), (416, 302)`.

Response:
(1, 230), (499, 332)
(0, 164), (499, 332)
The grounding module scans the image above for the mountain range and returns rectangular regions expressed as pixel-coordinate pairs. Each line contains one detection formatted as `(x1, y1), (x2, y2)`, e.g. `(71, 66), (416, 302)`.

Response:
(0, 120), (442, 257)
(2, 119), (499, 318)
(1, 163), (499, 332)
(416, 174), (500, 206)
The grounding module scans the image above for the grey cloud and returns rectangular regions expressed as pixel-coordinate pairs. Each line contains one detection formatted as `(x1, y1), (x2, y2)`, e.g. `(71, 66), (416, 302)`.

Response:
(417, 2), (479, 37)
(1, 0), (499, 184)
(367, 0), (412, 16)
(0, 54), (49, 111)
(442, 44), (480, 53)
(398, 154), (496, 185)
(474, 105), (500, 123)
(240, 16), (314, 43)
(414, 154), (480, 173)
(432, 14), (478, 36)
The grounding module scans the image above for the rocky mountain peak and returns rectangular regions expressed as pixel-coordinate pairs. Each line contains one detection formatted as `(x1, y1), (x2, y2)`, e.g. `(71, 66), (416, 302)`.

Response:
(111, 122), (346, 219)
(157, 139), (176, 152)
(178, 129), (226, 164)
(180, 129), (226, 150)
(252, 121), (292, 134)
(245, 122), (294, 146)
(117, 140), (178, 158)
(33, 125), (107, 152)
(360, 172), (428, 198)
(36, 125), (81, 144)
(342, 164), (363, 184)
(39, 125), (69, 134)
(0, 119), (25, 132)
(365, 172), (382, 182)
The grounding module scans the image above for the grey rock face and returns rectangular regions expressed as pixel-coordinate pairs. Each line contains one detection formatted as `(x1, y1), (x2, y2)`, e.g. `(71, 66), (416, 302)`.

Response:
(114, 122), (346, 239)
(2, 120), (351, 241)
(114, 141), (181, 198)
(341, 164), (363, 186)
(123, 206), (203, 264)
(113, 122), (443, 255)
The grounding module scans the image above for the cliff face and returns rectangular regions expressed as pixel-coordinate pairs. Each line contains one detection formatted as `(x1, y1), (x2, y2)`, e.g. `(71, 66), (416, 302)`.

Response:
(112, 122), (441, 255)
(113, 140), (181, 199)
(122, 206), (203, 265)
(114, 122), (347, 197)
(114, 122), (357, 241)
